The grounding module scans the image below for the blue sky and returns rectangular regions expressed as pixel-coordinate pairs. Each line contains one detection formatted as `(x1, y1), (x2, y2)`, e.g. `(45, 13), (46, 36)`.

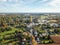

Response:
(0, 0), (60, 13)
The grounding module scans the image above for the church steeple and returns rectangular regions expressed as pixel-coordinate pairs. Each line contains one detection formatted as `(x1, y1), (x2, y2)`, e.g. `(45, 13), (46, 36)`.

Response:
(30, 16), (33, 23)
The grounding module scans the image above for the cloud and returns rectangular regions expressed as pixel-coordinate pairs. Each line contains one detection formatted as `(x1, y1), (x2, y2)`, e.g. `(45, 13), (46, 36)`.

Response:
(0, 0), (50, 4)
(0, 0), (19, 3)
(48, 0), (60, 7)
(0, 0), (7, 2)
(0, 0), (60, 13)
(0, 6), (60, 13)
(7, 0), (19, 2)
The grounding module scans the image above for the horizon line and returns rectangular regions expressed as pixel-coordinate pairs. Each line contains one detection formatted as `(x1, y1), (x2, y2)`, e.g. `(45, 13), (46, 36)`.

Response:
(0, 12), (60, 14)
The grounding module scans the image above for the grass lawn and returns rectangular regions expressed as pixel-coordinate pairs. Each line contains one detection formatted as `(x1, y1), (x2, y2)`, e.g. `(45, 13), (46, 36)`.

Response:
(0, 27), (17, 39)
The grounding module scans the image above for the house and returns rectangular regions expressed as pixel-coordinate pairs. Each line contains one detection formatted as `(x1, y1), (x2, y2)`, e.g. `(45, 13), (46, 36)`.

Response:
(50, 23), (59, 27)
(50, 35), (60, 44)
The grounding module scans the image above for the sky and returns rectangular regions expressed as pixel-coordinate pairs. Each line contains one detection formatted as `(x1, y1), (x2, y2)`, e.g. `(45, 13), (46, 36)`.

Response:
(0, 0), (60, 13)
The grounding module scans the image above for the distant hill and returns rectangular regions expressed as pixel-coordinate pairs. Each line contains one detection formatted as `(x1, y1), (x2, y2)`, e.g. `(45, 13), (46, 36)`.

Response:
(0, 13), (60, 16)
